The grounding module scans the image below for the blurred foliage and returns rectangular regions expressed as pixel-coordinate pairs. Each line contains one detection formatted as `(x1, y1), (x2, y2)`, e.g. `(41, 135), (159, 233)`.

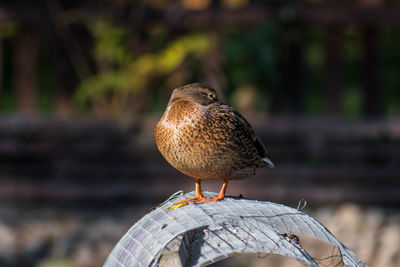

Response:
(304, 26), (324, 115)
(224, 22), (278, 112)
(1, 1), (400, 118)
(91, 20), (128, 66)
(380, 25), (400, 115)
(75, 19), (212, 118)
(343, 27), (363, 117)
(0, 21), (19, 38)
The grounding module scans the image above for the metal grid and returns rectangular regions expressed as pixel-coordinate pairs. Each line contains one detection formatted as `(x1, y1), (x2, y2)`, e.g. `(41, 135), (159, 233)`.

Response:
(104, 191), (367, 267)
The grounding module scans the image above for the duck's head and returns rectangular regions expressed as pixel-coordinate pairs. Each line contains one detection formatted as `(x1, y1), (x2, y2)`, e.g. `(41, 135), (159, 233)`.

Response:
(169, 83), (218, 106)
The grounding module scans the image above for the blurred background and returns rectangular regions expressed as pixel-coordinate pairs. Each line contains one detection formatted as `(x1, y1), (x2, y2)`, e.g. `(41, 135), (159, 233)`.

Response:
(0, 0), (400, 266)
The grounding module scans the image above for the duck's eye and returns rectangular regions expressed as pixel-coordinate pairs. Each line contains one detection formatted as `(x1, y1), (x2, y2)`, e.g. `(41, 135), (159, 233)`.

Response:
(207, 93), (215, 99)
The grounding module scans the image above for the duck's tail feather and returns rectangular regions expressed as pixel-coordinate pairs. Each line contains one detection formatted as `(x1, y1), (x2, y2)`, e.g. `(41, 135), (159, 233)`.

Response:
(262, 157), (275, 168)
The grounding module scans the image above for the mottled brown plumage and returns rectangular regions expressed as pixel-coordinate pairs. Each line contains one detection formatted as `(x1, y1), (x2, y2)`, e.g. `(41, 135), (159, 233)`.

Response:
(154, 83), (274, 203)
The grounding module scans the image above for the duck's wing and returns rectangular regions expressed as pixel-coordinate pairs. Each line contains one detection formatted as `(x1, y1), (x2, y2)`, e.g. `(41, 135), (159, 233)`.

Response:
(210, 103), (274, 168)
(233, 110), (275, 168)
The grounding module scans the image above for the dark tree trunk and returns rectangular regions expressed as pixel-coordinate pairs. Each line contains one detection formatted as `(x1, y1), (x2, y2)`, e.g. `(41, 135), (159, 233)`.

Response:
(55, 39), (75, 117)
(14, 26), (37, 114)
(324, 25), (343, 114)
(362, 25), (380, 116)
(285, 26), (305, 113)
(0, 31), (3, 101)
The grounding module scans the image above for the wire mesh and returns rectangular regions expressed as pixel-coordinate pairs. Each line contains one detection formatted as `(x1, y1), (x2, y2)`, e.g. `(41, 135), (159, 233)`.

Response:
(104, 191), (367, 267)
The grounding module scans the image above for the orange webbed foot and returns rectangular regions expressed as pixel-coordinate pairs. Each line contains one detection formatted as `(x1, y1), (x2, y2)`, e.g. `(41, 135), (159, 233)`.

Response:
(174, 195), (205, 205)
(196, 194), (225, 203)
(172, 178), (228, 206)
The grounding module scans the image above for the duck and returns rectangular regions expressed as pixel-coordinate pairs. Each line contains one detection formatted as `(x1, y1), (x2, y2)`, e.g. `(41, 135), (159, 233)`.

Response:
(154, 83), (274, 204)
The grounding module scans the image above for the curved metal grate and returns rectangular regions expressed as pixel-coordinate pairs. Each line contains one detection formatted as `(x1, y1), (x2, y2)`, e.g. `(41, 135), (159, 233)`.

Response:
(104, 191), (367, 267)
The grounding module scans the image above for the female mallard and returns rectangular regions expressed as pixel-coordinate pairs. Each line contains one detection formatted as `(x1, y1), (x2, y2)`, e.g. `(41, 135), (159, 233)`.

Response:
(154, 83), (274, 203)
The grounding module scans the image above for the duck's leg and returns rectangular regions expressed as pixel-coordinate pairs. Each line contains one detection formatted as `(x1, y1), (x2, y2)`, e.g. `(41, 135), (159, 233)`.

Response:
(175, 179), (205, 204)
(197, 179), (228, 203)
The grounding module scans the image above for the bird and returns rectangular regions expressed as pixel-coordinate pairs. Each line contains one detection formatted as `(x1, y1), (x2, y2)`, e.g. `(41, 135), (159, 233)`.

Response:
(154, 83), (274, 204)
